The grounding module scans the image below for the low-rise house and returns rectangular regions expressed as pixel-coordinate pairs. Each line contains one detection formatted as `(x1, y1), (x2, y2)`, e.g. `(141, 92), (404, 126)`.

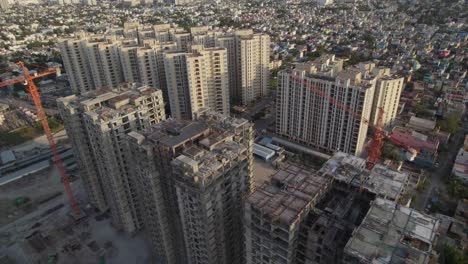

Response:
(391, 127), (439, 167)
(452, 136), (468, 183)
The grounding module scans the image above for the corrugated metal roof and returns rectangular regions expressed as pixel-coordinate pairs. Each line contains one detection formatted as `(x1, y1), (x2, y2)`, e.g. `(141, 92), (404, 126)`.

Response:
(253, 143), (275, 160)
(0, 150), (16, 165)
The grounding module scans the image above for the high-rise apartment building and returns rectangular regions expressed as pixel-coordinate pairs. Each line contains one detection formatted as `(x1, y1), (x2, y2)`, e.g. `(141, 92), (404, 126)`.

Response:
(276, 56), (376, 156)
(59, 33), (96, 94)
(216, 30), (270, 105)
(164, 46), (230, 120)
(119, 40), (177, 103)
(60, 24), (271, 116)
(127, 112), (253, 264)
(173, 31), (192, 52)
(59, 34), (130, 94)
(57, 83), (166, 233)
(244, 164), (332, 264)
(59, 33), (177, 101)
(361, 64), (404, 128)
(152, 24), (177, 42)
(191, 26), (222, 48)
(85, 35), (126, 89)
(163, 51), (191, 119)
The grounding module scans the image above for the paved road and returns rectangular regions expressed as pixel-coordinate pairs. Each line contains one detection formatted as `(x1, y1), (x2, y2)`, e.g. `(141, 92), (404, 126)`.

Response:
(241, 91), (276, 120)
(414, 115), (468, 211)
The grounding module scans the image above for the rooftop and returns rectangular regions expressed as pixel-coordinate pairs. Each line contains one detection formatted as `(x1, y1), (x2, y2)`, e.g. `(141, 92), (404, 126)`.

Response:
(172, 140), (248, 186)
(129, 111), (250, 150)
(319, 152), (409, 201)
(408, 116), (436, 131)
(344, 198), (439, 264)
(247, 164), (332, 225)
(391, 127), (439, 153)
(58, 83), (162, 123)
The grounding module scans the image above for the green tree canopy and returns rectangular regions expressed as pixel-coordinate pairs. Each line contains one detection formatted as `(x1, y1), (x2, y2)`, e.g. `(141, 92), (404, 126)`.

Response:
(438, 111), (462, 133)
(439, 244), (467, 264)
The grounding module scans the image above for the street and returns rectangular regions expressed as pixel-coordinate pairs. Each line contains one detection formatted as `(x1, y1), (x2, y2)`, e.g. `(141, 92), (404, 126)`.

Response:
(413, 114), (468, 211)
(241, 91), (276, 133)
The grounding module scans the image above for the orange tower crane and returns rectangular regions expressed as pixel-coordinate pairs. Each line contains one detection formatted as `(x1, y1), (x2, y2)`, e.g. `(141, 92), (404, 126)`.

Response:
(0, 62), (80, 216)
(288, 73), (418, 169)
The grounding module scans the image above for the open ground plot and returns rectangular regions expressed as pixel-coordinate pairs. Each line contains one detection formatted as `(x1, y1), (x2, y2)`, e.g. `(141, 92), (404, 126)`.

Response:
(0, 164), (152, 264)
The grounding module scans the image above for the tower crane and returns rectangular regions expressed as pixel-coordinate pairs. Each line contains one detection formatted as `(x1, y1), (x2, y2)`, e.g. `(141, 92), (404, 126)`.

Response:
(288, 72), (418, 169)
(0, 62), (80, 216)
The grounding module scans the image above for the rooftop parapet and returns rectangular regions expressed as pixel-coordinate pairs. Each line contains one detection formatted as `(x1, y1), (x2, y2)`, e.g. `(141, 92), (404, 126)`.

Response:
(246, 164), (332, 226)
(319, 152), (409, 201)
(344, 198), (439, 264)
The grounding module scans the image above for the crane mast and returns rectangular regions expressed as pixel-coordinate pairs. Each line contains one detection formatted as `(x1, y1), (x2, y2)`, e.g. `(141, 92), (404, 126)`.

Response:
(0, 62), (80, 216)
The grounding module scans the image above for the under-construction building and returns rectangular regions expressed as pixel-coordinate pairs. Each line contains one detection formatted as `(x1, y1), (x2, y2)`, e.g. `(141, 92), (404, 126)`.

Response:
(343, 198), (439, 264)
(244, 164), (333, 264)
(57, 83), (166, 234)
(126, 111), (254, 264)
(319, 151), (409, 202)
(244, 151), (434, 264)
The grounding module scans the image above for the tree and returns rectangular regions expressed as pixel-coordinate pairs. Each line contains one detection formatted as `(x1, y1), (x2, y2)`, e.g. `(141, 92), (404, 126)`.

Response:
(414, 102), (433, 118)
(381, 142), (402, 162)
(290, 49), (299, 57)
(413, 68), (429, 81)
(344, 53), (371, 66)
(269, 79), (277, 90)
(447, 178), (468, 199)
(295, 39), (306, 45)
(438, 111), (462, 133)
(439, 244), (466, 264)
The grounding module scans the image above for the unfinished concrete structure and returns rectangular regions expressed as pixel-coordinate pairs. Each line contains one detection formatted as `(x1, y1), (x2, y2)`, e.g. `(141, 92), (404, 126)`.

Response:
(276, 55), (376, 156)
(296, 185), (375, 264)
(245, 151), (413, 264)
(127, 111), (253, 264)
(343, 198), (439, 264)
(244, 164), (333, 264)
(57, 83), (166, 234)
(319, 151), (409, 202)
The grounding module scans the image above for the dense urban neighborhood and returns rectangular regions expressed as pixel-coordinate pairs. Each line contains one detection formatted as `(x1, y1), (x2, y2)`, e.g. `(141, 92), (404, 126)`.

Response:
(0, 0), (467, 263)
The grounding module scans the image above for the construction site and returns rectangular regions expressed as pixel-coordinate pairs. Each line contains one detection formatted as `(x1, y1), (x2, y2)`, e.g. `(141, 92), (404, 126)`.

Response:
(0, 130), (150, 264)
(244, 151), (439, 264)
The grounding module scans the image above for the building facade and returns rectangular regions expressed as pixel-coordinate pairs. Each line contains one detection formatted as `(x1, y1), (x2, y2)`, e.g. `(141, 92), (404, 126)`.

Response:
(58, 33), (96, 94)
(57, 83), (166, 233)
(127, 112), (253, 264)
(164, 46), (230, 120)
(361, 64), (404, 128)
(216, 30), (270, 105)
(60, 24), (270, 116)
(276, 57), (375, 156)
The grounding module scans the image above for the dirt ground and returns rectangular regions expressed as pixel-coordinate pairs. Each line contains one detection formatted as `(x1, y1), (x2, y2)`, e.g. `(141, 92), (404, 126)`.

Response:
(0, 165), (64, 227)
(252, 158), (277, 187)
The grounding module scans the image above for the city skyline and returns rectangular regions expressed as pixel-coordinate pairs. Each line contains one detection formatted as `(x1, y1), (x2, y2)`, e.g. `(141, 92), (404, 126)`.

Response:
(0, 0), (466, 263)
